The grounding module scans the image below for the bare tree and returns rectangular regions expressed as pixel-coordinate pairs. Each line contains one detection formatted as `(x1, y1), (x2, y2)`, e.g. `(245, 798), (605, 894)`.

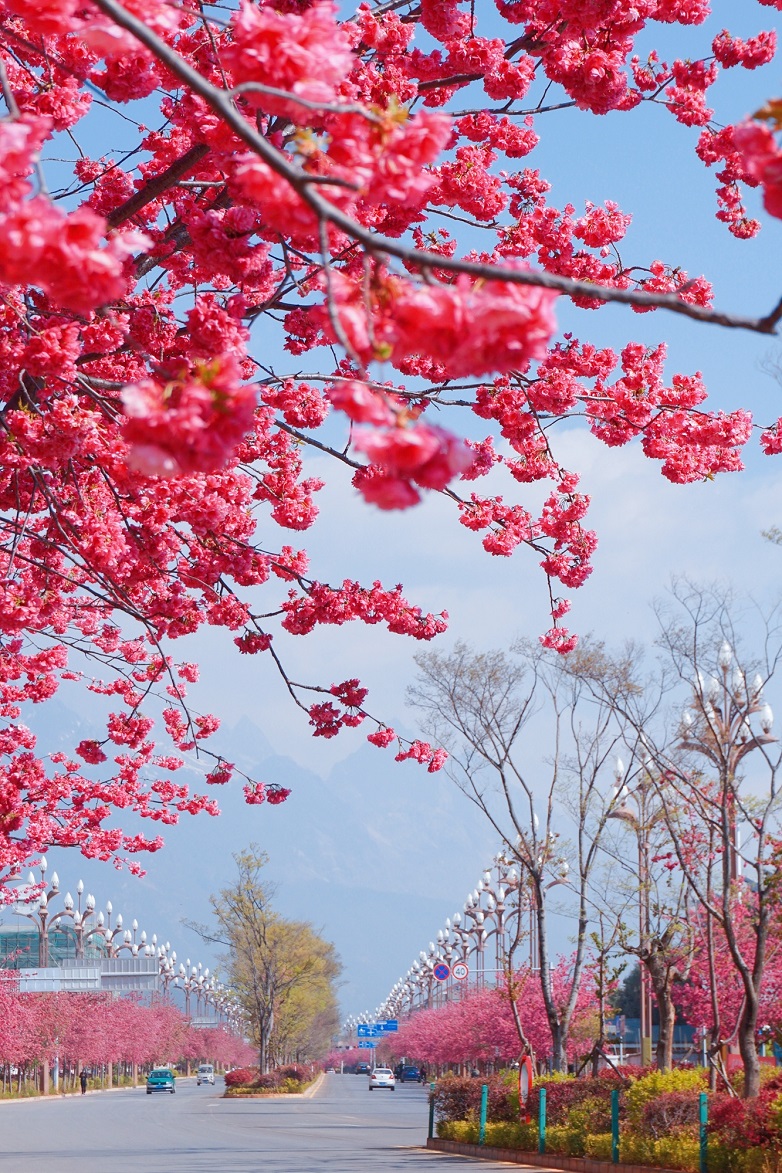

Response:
(409, 639), (627, 1072)
(602, 752), (695, 1073)
(605, 581), (782, 1097)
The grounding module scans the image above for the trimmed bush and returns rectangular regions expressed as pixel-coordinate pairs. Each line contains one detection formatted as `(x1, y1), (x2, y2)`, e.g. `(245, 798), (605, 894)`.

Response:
(437, 1120), (478, 1142)
(625, 1067), (706, 1129)
(641, 1089), (702, 1139)
(545, 1122), (587, 1156)
(709, 1075), (782, 1151)
(432, 1072), (518, 1125)
(620, 1133), (658, 1166)
(708, 1143), (782, 1173)
(484, 1121), (538, 1149)
(653, 1134), (701, 1172)
(528, 1072), (627, 1127)
(621, 1131), (700, 1172)
(222, 1063), (316, 1095)
(584, 1132), (613, 1160)
(224, 1066), (258, 1088)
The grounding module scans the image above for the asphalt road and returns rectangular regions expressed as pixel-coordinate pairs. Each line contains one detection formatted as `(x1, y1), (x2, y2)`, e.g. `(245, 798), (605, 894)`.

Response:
(0, 1072), (544, 1172)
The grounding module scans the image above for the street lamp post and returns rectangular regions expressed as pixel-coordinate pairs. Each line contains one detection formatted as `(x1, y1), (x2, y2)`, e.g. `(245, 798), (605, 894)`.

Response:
(50, 882), (100, 960)
(611, 754), (661, 1067)
(12, 856), (69, 967)
(678, 641), (774, 884)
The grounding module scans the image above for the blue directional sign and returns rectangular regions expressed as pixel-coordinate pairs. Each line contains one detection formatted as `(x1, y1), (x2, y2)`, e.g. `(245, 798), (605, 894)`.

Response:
(357, 1022), (385, 1037)
(358, 1040), (376, 1049)
(382, 1020), (398, 1032)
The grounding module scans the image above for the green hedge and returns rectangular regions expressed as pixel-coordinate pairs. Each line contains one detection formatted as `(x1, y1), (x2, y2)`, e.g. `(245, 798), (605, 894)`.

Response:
(584, 1132), (613, 1160)
(621, 1132), (700, 1172)
(707, 1143), (782, 1173)
(435, 1066), (782, 1172)
(625, 1068), (706, 1128)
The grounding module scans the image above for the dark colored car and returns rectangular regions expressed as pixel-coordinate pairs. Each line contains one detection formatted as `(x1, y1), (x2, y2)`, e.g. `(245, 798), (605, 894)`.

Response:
(355, 1062), (370, 1075)
(399, 1065), (420, 1082)
(146, 1067), (176, 1094)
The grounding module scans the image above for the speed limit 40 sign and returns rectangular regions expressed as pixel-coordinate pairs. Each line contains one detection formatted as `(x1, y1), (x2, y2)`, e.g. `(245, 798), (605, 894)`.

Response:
(452, 961), (469, 981)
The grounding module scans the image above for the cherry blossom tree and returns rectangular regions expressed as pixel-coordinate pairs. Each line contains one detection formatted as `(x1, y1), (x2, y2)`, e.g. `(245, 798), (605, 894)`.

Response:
(674, 895), (782, 1049)
(0, 0), (781, 881)
(394, 957), (598, 1070)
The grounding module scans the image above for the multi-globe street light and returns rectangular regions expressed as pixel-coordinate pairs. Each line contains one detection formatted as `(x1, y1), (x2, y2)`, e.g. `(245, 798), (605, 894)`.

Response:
(11, 855), (67, 967)
(678, 640), (774, 883)
(611, 753), (665, 1067)
(7, 866), (213, 1008)
(379, 854), (557, 1023)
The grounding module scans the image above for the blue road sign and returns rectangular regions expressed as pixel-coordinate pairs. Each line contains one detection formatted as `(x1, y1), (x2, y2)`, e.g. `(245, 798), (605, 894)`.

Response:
(433, 962), (450, 981)
(358, 1040), (376, 1049)
(382, 1020), (398, 1032)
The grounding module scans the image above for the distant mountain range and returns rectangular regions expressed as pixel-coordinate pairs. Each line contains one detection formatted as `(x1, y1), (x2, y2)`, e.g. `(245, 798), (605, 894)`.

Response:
(6, 700), (497, 1014)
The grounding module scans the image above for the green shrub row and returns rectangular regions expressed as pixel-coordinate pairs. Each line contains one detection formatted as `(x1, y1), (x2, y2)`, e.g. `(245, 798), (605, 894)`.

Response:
(433, 1067), (782, 1172)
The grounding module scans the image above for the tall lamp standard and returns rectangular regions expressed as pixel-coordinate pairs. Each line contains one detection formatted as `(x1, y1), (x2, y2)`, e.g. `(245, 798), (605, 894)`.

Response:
(477, 864), (521, 980)
(678, 641), (775, 884)
(611, 754), (665, 1068)
(13, 856), (67, 967)
(50, 883), (100, 960)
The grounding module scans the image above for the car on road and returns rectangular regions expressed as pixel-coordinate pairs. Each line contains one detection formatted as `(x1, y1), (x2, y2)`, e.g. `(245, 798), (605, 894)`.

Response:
(146, 1067), (176, 1094)
(355, 1062), (370, 1075)
(368, 1067), (395, 1091)
(196, 1064), (215, 1085)
(398, 1065), (421, 1083)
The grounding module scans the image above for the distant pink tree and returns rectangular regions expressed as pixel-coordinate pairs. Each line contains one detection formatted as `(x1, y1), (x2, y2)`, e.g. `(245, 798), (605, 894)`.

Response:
(395, 958), (598, 1068)
(674, 895), (782, 1041)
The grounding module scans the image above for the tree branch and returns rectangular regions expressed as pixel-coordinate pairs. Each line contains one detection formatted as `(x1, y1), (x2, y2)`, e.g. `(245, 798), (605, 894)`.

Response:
(91, 0), (782, 336)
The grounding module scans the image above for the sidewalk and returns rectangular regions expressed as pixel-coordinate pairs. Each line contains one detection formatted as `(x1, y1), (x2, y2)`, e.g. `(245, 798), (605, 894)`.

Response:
(0, 1076), (195, 1103)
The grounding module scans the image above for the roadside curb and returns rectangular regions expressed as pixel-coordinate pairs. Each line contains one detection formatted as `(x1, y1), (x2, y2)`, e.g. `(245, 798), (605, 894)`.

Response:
(0, 1084), (142, 1104)
(426, 1139), (683, 1173)
(303, 1072), (325, 1098)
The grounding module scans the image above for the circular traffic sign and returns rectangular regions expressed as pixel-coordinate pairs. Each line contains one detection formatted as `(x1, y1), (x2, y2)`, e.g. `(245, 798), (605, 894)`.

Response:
(433, 962), (450, 981)
(452, 961), (469, 981)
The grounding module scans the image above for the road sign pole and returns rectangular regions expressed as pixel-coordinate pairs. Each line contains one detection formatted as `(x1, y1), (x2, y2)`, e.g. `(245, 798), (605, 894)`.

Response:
(538, 1086), (547, 1154)
(478, 1084), (489, 1146)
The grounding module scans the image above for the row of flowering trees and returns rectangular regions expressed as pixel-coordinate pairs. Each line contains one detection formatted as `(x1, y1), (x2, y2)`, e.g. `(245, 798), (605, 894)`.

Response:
(379, 904), (782, 1076)
(0, 981), (254, 1093)
(359, 912), (782, 1081)
(388, 963), (600, 1071)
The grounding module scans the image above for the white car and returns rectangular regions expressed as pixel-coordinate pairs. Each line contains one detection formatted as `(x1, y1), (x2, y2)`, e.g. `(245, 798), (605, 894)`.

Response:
(368, 1067), (395, 1091)
(196, 1064), (215, 1085)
